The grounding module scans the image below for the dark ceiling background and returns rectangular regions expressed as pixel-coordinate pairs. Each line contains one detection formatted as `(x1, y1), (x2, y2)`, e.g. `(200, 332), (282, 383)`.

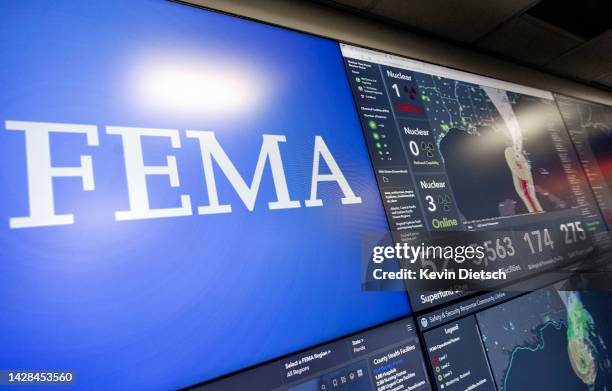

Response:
(313, 0), (612, 91)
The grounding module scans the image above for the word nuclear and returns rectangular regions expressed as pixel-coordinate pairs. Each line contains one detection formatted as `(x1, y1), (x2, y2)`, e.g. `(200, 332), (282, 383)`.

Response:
(6, 121), (362, 229)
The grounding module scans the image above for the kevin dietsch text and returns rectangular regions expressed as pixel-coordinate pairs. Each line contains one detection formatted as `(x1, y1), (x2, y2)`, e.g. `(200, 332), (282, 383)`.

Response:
(372, 268), (507, 281)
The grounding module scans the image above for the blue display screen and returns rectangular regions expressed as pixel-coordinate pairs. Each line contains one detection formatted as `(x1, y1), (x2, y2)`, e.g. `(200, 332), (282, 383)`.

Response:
(0, 0), (410, 389)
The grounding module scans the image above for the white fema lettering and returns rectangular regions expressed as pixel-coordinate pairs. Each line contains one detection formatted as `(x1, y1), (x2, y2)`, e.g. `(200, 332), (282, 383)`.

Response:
(6, 121), (362, 228)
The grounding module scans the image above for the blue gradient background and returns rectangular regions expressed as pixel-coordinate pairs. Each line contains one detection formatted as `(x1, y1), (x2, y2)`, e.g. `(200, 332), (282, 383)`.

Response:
(0, 0), (410, 389)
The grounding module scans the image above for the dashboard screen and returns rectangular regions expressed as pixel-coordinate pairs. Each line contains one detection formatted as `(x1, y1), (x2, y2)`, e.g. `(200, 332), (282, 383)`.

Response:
(341, 44), (611, 308)
(201, 317), (431, 391)
(0, 1), (410, 389)
(418, 278), (612, 391)
(555, 94), (612, 230)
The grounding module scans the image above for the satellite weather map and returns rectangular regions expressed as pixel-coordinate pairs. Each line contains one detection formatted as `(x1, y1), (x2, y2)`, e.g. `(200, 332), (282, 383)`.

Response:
(579, 104), (612, 193)
(556, 95), (612, 230)
(477, 287), (612, 390)
(413, 74), (576, 222)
